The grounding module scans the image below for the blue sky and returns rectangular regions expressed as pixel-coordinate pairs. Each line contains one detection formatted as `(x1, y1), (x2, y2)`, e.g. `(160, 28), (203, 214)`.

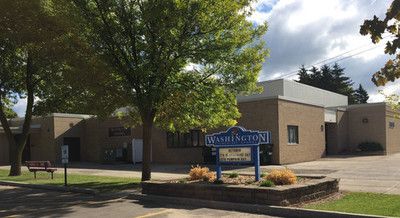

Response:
(13, 0), (395, 117)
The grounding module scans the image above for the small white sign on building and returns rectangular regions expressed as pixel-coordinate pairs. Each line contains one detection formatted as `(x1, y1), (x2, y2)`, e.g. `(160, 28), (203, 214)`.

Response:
(61, 145), (69, 164)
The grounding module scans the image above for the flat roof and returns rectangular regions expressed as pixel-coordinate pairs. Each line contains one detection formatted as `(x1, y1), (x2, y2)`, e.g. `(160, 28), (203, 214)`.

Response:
(237, 79), (348, 108)
(51, 113), (93, 119)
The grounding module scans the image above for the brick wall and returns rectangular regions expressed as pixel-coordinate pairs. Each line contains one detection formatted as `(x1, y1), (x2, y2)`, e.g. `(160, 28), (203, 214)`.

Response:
(277, 99), (325, 164)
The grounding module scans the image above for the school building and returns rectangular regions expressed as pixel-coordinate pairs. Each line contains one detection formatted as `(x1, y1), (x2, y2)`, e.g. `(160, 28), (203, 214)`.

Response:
(1, 79), (399, 166)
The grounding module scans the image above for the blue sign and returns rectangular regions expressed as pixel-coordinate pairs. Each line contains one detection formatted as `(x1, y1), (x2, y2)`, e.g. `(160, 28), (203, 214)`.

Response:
(206, 126), (271, 147)
(205, 126), (272, 181)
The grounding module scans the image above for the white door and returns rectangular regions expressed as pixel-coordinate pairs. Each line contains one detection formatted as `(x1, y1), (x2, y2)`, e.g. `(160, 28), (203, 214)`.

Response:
(132, 139), (143, 164)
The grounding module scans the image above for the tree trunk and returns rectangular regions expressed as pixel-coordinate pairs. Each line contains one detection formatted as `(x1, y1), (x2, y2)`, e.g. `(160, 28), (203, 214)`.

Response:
(7, 53), (35, 176)
(141, 114), (154, 181)
(9, 139), (25, 176)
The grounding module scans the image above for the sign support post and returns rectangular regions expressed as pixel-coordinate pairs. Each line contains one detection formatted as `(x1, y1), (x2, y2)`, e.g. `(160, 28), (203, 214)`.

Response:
(205, 126), (271, 182)
(64, 163), (67, 187)
(216, 148), (222, 180)
(254, 146), (260, 181)
(61, 145), (69, 187)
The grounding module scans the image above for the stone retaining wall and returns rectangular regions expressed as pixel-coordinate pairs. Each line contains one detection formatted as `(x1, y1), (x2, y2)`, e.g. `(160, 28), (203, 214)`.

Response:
(142, 176), (339, 206)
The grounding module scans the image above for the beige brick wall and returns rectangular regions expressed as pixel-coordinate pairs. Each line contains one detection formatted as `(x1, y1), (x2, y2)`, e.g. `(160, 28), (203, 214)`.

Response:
(326, 110), (349, 154)
(237, 98), (280, 164)
(82, 117), (204, 164)
(8, 116), (57, 162)
(83, 117), (134, 163)
(347, 104), (386, 151)
(29, 117), (56, 162)
(53, 117), (85, 162)
(277, 99), (325, 164)
(385, 107), (400, 154)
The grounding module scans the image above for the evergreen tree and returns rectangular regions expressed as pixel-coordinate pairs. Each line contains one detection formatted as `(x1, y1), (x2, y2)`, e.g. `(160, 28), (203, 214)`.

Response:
(297, 63), (356, 104)
(354, 84), (369, 104)
(298, 65), (310, 85)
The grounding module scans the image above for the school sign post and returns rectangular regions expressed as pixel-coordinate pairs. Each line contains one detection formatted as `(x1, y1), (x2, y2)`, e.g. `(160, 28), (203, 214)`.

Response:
(205, 126), (271, 181)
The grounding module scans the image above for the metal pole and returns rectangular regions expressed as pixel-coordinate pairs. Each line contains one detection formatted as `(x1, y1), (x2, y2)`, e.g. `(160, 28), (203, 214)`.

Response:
(216, 148), (222, 180)
(254, 146), (261, 181)
(64, 163), (67, 187)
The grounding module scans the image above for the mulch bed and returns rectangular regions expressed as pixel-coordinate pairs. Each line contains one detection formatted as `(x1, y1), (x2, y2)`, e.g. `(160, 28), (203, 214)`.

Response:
(172, 174), (310, 187)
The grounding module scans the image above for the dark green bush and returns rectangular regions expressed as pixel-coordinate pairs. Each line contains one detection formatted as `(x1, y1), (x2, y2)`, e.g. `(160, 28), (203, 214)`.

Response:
(358, 142), (383, 152)
(228, 172), (239, 178)
(260, 180), (275, 187)
(213, 179), (224, 184)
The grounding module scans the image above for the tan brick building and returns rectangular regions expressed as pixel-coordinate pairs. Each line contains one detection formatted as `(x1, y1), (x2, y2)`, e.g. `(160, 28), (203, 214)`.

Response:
(0, 79), (399, 166)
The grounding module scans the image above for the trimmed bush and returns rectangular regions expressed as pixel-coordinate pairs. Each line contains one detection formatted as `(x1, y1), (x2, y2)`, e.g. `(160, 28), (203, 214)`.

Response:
(266, 169), (297, 185)
(189, 165), (209, 180)
(358, 142), (383, 152)
(204, 172), (216, 182)
(260, 180), (275, 187)
(189, 165), (216, 182)
(228, 172), (239, 178)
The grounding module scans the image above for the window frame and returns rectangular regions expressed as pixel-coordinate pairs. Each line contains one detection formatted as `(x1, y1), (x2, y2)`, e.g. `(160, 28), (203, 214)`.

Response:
(287, 125), (299, 145)
(166, 130), (204, 148)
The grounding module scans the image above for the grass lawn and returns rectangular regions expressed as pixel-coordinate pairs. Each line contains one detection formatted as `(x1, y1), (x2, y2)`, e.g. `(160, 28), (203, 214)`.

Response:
(305, 192), (400, 217)
(0, 169), (140, 192)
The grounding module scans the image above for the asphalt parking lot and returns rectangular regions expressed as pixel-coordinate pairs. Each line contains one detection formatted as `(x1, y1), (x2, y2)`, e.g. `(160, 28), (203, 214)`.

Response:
(0, 186), (277, 218)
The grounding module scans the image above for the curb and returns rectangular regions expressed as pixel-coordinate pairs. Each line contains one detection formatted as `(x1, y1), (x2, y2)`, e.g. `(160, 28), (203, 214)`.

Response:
(129, 193), (385, 218)
(0, 181), (98, 195)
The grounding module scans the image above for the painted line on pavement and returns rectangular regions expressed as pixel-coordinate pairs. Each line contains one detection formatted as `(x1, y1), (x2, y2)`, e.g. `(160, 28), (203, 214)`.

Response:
(135, 209), (171, 218)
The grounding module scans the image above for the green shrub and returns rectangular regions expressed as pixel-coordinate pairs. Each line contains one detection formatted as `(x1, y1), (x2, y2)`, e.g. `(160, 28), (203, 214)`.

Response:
(228, 172), (239, 178)
(358, 142), (383, 152)
(178, 178), (187, 184)
(260, 172), (267, 178)
(260, 180), (275, 187)
(214, 179), (224, 184)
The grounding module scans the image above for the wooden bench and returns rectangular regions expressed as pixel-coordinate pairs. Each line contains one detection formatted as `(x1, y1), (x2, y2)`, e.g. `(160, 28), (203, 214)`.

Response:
(25, 161), (57, 179)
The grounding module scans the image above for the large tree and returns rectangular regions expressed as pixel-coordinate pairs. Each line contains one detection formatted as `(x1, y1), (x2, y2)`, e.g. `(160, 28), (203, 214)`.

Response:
(72, 0), (268, 181)
(0, 0), (99, 176)
(297, 63), (356, 104)
(360, 0), (400, 86)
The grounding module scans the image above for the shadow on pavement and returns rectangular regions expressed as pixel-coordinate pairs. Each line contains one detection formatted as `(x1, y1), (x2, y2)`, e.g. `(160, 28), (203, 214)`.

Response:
(0, 187), (137, 217)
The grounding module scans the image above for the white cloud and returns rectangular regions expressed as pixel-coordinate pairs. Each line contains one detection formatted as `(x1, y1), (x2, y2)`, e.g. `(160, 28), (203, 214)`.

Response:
(255, 0), (395, 102)
(12, 97), (27, 117)
(368, 81), (400, 103)
(286, 0), (357, 33)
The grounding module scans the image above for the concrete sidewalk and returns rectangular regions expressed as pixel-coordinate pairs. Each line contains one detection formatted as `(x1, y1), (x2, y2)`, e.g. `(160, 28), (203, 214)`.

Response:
(286, 154), (400, 194)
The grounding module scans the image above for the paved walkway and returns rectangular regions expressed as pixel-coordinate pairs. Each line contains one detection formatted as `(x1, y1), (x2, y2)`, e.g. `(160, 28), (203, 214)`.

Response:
(2, 153), (400, 194)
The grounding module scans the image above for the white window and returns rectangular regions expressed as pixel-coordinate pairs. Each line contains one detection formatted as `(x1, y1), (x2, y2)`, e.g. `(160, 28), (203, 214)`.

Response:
(288, 125), (299, 144)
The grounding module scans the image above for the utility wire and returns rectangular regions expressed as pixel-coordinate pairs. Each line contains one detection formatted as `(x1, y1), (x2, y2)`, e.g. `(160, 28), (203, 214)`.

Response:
(276, 34), (394, 79)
